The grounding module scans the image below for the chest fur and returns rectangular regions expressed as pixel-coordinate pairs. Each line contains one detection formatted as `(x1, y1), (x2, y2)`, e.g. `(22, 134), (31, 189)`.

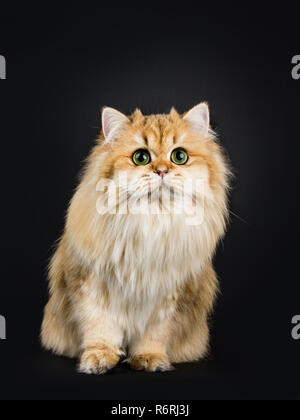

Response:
(91, 215), (206, 304)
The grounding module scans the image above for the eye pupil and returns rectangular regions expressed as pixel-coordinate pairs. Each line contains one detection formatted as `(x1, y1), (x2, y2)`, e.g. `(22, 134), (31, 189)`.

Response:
(177, 151), (184, 161)
(137, 152), (145, 162)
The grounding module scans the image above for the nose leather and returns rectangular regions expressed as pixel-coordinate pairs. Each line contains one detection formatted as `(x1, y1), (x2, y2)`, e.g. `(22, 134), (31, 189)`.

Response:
(154, 168), (169, 179)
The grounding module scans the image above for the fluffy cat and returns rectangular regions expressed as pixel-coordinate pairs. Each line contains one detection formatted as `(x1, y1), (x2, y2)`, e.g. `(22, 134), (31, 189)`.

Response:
(41, 103), (230, 374)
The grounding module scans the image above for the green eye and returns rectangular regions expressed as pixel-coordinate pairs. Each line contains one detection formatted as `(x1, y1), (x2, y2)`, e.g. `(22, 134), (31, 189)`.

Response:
(132, 149), (151, 166)
(171, 148), (189, 165)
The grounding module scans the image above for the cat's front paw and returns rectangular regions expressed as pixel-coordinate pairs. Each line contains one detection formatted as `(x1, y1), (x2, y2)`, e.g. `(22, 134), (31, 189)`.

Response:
(78, 345), (120, 375)
(129, 353), (174, 373)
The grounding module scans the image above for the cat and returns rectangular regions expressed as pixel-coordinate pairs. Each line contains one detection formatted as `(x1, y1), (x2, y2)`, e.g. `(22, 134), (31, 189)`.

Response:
(41, 103), (230, 374)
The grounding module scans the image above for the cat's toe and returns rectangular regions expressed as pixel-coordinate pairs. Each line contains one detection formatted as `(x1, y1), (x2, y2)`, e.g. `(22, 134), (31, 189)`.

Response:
(78, 345), (120, 375)
(130, 353), (174, 373)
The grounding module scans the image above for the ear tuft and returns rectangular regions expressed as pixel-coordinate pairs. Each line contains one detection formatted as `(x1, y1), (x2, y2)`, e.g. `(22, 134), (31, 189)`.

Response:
(183, 103), (210, 136)
(102, 107), (129, 142)
(132, 109), (144, 121)
(170, 107), (179, 120)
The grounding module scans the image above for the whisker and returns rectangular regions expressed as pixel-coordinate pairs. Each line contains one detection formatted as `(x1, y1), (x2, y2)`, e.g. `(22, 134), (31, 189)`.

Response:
(229, 210), (249, 226)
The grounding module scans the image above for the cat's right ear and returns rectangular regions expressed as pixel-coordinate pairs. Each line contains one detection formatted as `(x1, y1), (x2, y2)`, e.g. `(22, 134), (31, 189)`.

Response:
(102, 107), (129, 142)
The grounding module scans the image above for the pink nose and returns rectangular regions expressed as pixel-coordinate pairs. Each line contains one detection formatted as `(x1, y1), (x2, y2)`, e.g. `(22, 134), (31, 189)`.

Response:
(154, 169), (168, 179)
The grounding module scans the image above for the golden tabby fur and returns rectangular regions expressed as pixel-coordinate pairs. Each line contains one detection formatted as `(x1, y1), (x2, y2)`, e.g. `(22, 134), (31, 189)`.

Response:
(41, 103), (230, 374)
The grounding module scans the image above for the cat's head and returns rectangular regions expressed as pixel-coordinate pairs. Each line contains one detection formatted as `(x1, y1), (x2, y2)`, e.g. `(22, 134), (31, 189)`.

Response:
(94, 104), (230, 221)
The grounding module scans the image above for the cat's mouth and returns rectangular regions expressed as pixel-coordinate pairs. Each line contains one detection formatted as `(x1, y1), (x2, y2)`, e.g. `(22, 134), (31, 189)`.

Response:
(128, 181), (180, 203)
(124, 174), (190, 205)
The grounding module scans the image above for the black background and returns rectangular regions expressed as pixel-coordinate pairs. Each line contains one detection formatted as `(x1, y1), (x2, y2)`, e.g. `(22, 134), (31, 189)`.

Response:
(0, 3), (300, 400)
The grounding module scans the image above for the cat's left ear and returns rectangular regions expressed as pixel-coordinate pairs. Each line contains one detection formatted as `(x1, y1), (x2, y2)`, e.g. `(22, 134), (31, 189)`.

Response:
(183, 103), (210, 136)
(102, 107), (129, 142)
